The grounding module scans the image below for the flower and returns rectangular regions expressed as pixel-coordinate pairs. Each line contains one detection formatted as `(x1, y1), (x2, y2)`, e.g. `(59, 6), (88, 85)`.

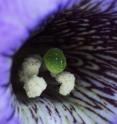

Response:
(0, 0), (117, 124)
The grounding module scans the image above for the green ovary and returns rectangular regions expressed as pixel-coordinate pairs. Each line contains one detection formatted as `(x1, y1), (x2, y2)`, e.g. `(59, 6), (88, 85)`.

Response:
(44, 48), (67, 74)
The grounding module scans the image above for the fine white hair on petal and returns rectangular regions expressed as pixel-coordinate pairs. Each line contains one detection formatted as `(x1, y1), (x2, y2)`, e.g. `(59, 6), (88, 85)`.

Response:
(19, 55), (42, 83)
(56, 71), (75, 96)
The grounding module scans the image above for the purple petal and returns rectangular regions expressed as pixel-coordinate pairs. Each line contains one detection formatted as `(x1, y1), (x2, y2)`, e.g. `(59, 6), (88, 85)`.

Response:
(0, 1), (117, 124)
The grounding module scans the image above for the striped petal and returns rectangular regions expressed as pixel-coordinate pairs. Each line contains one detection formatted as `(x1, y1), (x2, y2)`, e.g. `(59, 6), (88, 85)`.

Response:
(0, 0), (117, 124)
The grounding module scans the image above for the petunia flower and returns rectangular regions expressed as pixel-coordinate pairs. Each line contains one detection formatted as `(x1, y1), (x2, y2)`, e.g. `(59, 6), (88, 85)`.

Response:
(0, 0), (117, 124)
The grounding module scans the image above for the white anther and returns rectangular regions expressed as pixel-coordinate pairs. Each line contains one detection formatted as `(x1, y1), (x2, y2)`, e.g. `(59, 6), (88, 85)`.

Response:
(24, 75), (47, 98)
(55, 71), (75, 96)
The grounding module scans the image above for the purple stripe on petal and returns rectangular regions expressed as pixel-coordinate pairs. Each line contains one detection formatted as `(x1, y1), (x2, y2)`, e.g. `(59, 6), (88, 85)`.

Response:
(88, 0), (117, 12)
